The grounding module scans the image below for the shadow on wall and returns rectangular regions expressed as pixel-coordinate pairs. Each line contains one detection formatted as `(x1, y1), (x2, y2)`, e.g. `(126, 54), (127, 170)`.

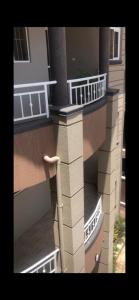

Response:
(84, 152), (98, 186)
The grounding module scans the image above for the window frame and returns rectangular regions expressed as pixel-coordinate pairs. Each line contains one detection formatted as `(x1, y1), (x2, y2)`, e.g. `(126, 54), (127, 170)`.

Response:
(109, 27), (121, 61)
(14, 27), (30, 63)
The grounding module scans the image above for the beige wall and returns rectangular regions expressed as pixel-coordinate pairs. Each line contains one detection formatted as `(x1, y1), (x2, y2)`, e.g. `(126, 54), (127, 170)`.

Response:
(66, 27), (99, 79)
(83, 105), (106, 161)
(14, 180), (51, 240)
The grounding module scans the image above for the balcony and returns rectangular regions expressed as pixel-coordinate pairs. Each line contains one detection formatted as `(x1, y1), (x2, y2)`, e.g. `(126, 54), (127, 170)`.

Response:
(84, 183), (103, 247)
(84, 183), (104, 273)
(84, 194), (102, 245)
(67, 73), (107, 106)
(14, 81), (57, 123)
(14, 74), (106, 126)
(14, 210), (60, 273)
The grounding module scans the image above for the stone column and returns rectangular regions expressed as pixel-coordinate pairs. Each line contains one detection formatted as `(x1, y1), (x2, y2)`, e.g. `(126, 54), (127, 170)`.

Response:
(48, 27), (69, 106)
(99, 27), (110, 87)
(50, 106), (85, 273)
(115, 93), (125, 216)
(97, 90), (120, 272)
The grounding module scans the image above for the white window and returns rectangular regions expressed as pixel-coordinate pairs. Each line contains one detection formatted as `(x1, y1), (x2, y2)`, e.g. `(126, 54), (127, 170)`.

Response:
(109, 27), (121, 61)
(14, 27), (30, 62)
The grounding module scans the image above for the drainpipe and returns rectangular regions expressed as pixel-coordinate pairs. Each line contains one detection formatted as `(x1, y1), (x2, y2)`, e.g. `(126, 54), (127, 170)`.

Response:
(43, 155), (66, 273)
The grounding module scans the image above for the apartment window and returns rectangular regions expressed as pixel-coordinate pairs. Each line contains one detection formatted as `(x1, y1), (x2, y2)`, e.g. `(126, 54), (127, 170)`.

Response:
(14, 27), (30, 62)
(109, 27), (121, 61)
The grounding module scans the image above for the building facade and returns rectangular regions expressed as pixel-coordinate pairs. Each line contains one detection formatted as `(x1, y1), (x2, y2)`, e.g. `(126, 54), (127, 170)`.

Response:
(14, 27), (125, 273)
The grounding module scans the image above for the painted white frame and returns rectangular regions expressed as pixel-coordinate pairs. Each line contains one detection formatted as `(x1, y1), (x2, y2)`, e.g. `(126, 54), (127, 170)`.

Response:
(109, 27), (121, 61)
(14, 27), (30, 63)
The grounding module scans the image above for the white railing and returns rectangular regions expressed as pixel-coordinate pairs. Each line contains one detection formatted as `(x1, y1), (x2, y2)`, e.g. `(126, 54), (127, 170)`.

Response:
(67, 73), (107, 106)
(84, 196), (102, 245)
(14, 81), (57, 122)
(21, 248), (59, 273)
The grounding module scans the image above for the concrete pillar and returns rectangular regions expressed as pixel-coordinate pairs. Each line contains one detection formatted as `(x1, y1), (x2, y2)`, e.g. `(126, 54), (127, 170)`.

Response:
(115, 94), (125, 216)
(50, 106), (85, 273)
(99, 27), (110, 87)
(97, 90), (124, 272)
(48, 27), (68, 106)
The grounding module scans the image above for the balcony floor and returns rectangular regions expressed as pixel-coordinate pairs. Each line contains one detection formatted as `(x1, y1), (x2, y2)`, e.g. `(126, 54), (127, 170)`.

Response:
(84, 183), (99, 224)
(14, 210), (56, 273)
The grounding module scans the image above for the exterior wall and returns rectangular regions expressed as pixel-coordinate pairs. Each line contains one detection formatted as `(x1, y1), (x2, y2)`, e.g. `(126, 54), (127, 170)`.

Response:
(83, 105), (106, 161)
(13, 27), (125, 273)
(66, 27), (99, 79)
(14, 125), (57, 192)
(14, 27), (49, 84)
(14, 180), (51, 240)
(14, 105), (106, 192)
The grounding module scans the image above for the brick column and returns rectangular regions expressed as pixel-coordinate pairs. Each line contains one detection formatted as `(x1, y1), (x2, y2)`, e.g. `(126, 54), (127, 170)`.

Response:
(51, 106), (85, 273)
(97, 90), (120, 272)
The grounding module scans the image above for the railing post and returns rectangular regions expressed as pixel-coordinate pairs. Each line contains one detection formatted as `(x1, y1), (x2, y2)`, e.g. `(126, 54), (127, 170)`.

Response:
(44, 83), (49, 118)
(68, 82), (72, 104)
(105, 74), (107, 92)
(87, 79), (90, 102)
(19, 95), (24, 118)
(54, 253), (57, 273)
